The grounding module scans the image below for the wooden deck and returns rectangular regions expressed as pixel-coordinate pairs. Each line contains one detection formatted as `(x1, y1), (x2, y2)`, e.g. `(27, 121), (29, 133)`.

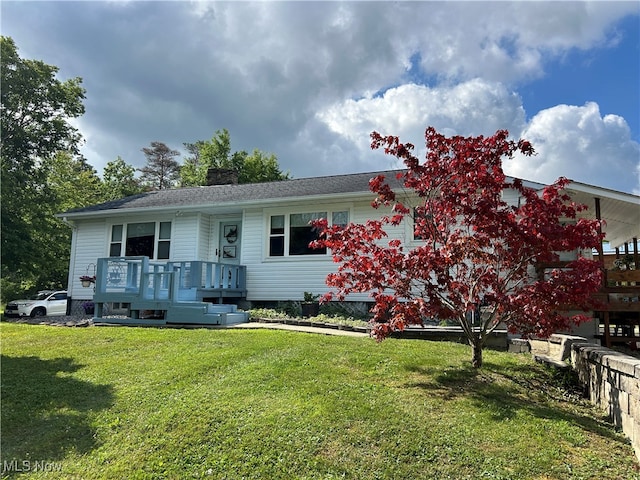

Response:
(536, 256), (639, 348)
(92, 256), (248, 325)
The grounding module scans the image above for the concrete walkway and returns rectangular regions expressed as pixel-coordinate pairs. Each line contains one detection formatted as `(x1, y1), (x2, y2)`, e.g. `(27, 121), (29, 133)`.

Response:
(229, 321), (369, 337)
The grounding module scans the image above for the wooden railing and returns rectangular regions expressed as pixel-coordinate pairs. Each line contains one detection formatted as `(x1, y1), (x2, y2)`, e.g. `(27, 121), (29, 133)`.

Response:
(598, 268), (640, 347)
(168, 260), (247, 303)
(535, 261), (639, 347)
(94, 257), (247, 305)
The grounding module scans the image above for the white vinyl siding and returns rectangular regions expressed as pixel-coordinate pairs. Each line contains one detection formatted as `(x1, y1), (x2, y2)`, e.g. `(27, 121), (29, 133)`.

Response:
(196, 214), (211, 260)
(242, 209), (263, 264)
(171, 214), (199, 260)
(242, 202), (372, 302)
(66, 195), (392, 303)
(69, 219), (108, 299)
(501, 187), (522, 208)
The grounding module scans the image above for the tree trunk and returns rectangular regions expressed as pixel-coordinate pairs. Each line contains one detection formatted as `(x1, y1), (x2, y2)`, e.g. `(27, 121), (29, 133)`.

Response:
(471, 339), (483, 368)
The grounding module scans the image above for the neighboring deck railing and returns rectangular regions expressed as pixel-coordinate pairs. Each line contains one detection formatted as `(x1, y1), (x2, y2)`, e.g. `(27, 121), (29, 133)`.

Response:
(598, 268), (640, 347)
(535, 261), (639, 347)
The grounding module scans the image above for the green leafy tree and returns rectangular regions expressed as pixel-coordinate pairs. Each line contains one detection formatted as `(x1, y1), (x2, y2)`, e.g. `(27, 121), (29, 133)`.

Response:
(139, 142), (181, 190)
(239, 149), (290, 183)
(47, 151), (103, 212)
(0, 36), (85, 300)
(180, 129), (289, 186)
(102, 156), (144, 200)
(180, 141), (206, 186)
(37, 151), (103, 289)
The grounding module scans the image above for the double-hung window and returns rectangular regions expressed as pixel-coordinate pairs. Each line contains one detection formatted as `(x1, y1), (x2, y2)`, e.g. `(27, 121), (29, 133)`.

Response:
(268, 209), (349, 257)
(109, 221), (172, 260)
(412, 206), (432, 241)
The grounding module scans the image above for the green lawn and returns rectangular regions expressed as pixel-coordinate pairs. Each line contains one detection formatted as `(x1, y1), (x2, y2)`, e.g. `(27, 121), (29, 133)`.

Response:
(1, 323), (638, 479)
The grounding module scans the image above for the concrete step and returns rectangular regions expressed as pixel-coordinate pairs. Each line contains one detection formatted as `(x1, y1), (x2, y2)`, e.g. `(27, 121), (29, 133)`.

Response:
(534, 354), (571, 370)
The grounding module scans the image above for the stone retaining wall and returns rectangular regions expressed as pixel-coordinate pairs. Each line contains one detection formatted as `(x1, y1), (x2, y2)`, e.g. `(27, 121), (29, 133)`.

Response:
(530, 334), (640, 461)
(570, 341), (640, 462)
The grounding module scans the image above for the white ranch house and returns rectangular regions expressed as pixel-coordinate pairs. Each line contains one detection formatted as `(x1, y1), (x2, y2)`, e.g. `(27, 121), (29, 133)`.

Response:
(58, 170), (639, 341)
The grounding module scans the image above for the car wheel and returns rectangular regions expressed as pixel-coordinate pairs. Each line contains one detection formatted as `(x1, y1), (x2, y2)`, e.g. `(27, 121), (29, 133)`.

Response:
(30, 307), (46, 318)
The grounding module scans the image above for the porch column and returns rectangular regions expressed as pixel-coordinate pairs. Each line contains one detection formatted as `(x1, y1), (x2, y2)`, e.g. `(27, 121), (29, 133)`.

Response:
(595, 197), (611, 347)
(594, 197), (604, 263)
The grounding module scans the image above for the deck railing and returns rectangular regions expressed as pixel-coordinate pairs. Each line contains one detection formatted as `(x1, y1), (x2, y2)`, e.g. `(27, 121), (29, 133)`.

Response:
(535, 261), (639, 347)
(168, 260), (247, 302)
(94, 257), (246, 304)
(599, 268), (640, 347)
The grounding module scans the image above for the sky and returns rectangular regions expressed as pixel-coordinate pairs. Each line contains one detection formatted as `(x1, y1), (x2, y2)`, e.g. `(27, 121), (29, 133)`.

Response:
(2, 1), (639, 194)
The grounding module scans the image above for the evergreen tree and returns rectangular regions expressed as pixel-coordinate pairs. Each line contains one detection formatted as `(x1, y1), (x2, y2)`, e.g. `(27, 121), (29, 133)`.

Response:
(139, 142), (181, 190)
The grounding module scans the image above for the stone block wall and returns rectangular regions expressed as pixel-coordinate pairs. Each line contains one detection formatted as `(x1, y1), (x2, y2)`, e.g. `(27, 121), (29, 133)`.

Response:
(570, 342), (640, 462)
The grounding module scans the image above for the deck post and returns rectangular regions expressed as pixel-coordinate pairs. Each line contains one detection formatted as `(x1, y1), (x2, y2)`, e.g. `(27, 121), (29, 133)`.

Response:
(594, 197), (604, 263)
(594, 197), (613, 347)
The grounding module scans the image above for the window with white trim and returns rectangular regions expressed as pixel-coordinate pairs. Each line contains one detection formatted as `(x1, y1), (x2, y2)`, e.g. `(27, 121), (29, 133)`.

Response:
(109, 221), (172, 259)
(109, 225), (123, 256)
(412, 206), (432, 241)
(268, 210), (349, 257)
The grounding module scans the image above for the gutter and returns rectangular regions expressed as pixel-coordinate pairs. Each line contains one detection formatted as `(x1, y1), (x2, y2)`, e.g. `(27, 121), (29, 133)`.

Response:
(55, 190), (376, 220)
(59, 217), (78, 299)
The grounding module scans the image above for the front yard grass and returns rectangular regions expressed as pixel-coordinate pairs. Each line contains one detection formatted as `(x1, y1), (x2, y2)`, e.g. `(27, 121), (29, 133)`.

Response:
(1, 323), (638, 479)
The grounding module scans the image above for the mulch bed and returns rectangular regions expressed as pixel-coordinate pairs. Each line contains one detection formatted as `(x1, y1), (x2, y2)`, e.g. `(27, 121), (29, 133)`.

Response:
(2, 314), (93, 327)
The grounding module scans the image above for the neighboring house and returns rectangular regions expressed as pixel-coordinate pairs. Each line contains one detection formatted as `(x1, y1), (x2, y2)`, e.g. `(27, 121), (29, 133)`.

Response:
(58, 170), (639, 337)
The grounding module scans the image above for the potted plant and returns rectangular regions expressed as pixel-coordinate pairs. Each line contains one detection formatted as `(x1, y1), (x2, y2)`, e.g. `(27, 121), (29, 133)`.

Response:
(613, 254), (635, 271)
(301, 291), (320, 318)
(79, 275), (96, 288)
(82, 301), (95, 315)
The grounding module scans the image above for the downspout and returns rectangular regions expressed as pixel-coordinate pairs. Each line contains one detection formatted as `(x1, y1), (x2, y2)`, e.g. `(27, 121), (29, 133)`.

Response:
(60, 216), (78, 312)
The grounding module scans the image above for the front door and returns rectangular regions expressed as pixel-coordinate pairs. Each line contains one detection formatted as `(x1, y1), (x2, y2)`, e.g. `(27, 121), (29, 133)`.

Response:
(218, 220), (241, 265)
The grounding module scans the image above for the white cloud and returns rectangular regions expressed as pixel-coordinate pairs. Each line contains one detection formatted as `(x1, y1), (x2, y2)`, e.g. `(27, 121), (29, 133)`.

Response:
(182, 1), (640, 104)
(510, 102), (640, 193)
(314, 79), (527, 173)
(2, 1), (638, 192)
(318, 79), (525, 142)
(316, 87), (640, 194)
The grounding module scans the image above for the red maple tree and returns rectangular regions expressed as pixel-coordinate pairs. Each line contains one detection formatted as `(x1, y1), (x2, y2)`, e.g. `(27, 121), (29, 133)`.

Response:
(312, 127), (604, 367)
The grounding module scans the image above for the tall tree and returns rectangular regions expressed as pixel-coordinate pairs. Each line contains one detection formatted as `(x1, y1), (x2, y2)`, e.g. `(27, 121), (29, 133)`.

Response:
(239, 149), (290, 184)
(47, 151), (103, 212)
(38, 151), (103, 289)
(139, 141), (181, 190)
(180, 129), (289, 186)
(180, 141), (206, 186)
(102, 156), (143, 200)
(0, 36), (85, 298)
(313, 127), (603, 368)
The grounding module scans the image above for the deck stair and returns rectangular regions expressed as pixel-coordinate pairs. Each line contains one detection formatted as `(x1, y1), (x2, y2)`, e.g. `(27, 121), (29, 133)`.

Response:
(92, 256), (249, 326)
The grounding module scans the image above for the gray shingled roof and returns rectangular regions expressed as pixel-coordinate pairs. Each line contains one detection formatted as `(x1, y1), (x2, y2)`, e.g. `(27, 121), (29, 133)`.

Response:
(62, 170), (402, 215)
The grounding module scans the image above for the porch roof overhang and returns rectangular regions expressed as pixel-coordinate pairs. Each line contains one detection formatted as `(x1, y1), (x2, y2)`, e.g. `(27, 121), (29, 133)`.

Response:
(563, 181), (640, 249)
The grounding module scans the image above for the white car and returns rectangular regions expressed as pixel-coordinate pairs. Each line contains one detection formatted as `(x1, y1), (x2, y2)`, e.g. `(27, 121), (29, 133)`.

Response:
(5, 290), (68, 318)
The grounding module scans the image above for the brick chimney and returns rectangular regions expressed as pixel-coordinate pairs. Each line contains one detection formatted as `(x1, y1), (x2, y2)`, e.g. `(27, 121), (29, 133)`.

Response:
(206, 168), (239, 185)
